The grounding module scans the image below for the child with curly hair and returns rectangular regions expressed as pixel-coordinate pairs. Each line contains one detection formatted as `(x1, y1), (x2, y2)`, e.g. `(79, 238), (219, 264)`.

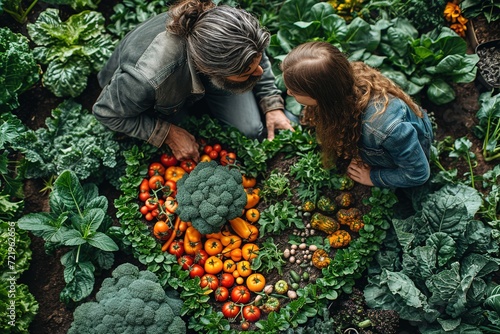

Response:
(281, 41), (434, 189)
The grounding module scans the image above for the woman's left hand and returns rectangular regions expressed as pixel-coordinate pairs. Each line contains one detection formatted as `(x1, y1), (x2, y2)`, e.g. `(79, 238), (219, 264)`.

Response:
(347, 159), (374, 186)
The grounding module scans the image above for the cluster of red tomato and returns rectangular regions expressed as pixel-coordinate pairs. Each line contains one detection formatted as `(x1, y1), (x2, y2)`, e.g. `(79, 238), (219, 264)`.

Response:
(137, 142), (264, 326)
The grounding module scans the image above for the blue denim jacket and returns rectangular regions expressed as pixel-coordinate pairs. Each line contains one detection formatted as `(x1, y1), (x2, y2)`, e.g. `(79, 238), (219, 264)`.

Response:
(93, 12), (284, 147)
(358, 98), (434, 189)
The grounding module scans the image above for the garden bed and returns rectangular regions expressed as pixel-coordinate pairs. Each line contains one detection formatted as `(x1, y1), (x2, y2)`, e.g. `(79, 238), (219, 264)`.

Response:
(2, 1), (500, 333)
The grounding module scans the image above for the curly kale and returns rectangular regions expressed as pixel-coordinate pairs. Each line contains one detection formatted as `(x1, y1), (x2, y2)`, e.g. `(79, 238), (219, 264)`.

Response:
(68, 263), (186, 334)
(175, 161), (246, 234)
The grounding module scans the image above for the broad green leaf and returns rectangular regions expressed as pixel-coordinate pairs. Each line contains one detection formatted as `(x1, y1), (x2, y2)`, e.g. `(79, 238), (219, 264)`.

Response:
(86, 232), (119, 251)
(53, 170), (86, 211)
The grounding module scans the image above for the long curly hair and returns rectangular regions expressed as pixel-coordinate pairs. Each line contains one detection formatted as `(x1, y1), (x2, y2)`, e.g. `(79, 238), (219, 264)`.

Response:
(281, 41), (422, 168)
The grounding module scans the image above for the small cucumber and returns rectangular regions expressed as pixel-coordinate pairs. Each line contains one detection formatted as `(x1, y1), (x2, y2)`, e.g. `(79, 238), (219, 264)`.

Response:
(302, 272), (310, 282)
(289, 270), (301, 283)
(291, 283), (300, 290)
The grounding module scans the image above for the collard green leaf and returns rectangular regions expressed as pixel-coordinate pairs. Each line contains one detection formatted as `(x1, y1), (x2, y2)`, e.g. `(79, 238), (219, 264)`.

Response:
(53, 170), (86, 212)
(426, 232), (456, 267)
(421, 193), (468, 237)
(0, 27), (39, 112)
(27, 8), (114, 98)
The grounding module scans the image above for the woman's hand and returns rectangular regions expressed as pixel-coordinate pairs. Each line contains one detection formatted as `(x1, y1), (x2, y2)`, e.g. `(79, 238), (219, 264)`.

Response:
(347, 159), (374, 186)
(164, 125), (200, 162)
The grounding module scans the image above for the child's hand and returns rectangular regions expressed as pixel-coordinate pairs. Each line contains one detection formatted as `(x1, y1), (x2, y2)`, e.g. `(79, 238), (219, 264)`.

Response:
(347, 159), (374, 186)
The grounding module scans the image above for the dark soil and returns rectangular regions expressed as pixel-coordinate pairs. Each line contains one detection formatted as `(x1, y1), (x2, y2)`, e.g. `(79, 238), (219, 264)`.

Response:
(4, 3), (500, 334)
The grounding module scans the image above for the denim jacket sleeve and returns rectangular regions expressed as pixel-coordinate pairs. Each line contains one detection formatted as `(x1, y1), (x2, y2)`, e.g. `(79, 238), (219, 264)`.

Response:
(369, 118), (431, 189)
(253, 52), (284, 114)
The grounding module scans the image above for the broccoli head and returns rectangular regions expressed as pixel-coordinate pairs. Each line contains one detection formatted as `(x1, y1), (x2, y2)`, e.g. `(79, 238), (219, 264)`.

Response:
(176, 161), (247, 234)
(68, 263), (186, 334)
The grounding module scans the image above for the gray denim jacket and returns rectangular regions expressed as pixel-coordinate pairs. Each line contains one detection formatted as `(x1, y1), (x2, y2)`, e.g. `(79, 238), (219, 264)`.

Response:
(359, 97), (434, 188)
(93, 12), (284, 147)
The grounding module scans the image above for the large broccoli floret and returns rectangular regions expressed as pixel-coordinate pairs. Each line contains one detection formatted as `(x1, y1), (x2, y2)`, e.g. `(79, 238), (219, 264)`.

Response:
(68, 263), (186, 334)
(175, 161), (247, 234)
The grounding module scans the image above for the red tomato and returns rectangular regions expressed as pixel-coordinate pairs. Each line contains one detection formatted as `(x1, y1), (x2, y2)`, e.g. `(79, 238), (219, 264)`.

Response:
(220, 273), (235, 288)
(160, 153), (178, 167)
(194, 249), (209, 266)
(214, 286), (229, 302)
(140, 205), (149, 215)
(189, 264), (205, 278)
(203, 145), (213, 154)
(219, 150), (228, 158)
(213, 144), (222, 152)
(180, 159), (197, 173)
(242, 305), (261, 322)
(231, 285), (251, 304)
(178, 255), (194, 270)
(148, 162), (165, 177)
(139, 191), (150, 202)
(168, 240), (184, 258)
(200, 274), (219, 290)
(221, 302), (241, 319)
(209, 150), (219, 159)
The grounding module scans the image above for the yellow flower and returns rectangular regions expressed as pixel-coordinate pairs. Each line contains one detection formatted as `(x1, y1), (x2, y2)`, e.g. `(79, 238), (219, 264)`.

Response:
(450, 23), (467, 37)
(457, 15), (468, 25)
(444, 2), (461, 23)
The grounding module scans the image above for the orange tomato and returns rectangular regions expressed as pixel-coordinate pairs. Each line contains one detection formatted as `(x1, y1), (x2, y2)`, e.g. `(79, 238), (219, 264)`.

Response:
(245, 209), (260, 223)
(223, 259), (236, 273)
(184, 226), (203, 255)
(153, 221), (171, 241)
(241, 175), (257, 188)
(165, 166), (186, 182)
(204, 238), (223, 256)
(230, 248), (243, 262)
(232, 270), (240, 278)
(236, 260), (252, 277)
(236, 277), (244, 285)
(241, 243), (259, 261)
(204, 256), (223, 275)
(200, 154), (211, 162)
(246, 273), (266, 292)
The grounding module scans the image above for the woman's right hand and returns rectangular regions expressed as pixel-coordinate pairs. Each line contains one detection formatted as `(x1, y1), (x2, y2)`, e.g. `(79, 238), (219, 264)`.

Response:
(164, 125), (200, 162)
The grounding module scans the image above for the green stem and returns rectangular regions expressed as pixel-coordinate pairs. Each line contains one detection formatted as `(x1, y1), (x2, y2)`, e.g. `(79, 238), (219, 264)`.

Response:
(467, 154), (475, 189)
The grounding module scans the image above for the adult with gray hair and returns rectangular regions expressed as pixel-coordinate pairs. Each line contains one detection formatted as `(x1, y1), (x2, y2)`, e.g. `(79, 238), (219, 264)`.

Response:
(93, 0), (294, 162)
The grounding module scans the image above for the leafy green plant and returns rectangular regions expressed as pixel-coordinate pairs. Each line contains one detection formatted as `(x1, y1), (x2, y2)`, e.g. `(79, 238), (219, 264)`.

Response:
(41, 0), (101, 11)
(27, 8), (115, 97)
(107, 0), (168, 39)
(1, 0), (38, 23)
(0, 221), (39, 333)
(460, 0), (500, 23)
(364, 0), (448, 33)
(0, 27), (39, 113)
(251, 237), (287, 275)
(290, 151), (336, 203)
(474, 90), (500, 162)
(12, 99), (120, 183)
(448, 137), (478, 188)
(17, 170), (119, 304)
(259, 200), (305, 235)
(260, 169), (293, 202)
(268, 0), (478, 105)
(365, 183), (500, 333)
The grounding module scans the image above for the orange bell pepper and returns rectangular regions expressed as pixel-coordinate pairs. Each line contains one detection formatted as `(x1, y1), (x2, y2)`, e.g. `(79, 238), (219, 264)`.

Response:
(184, 226), (203, 255)
(245, 188), (260, 209)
